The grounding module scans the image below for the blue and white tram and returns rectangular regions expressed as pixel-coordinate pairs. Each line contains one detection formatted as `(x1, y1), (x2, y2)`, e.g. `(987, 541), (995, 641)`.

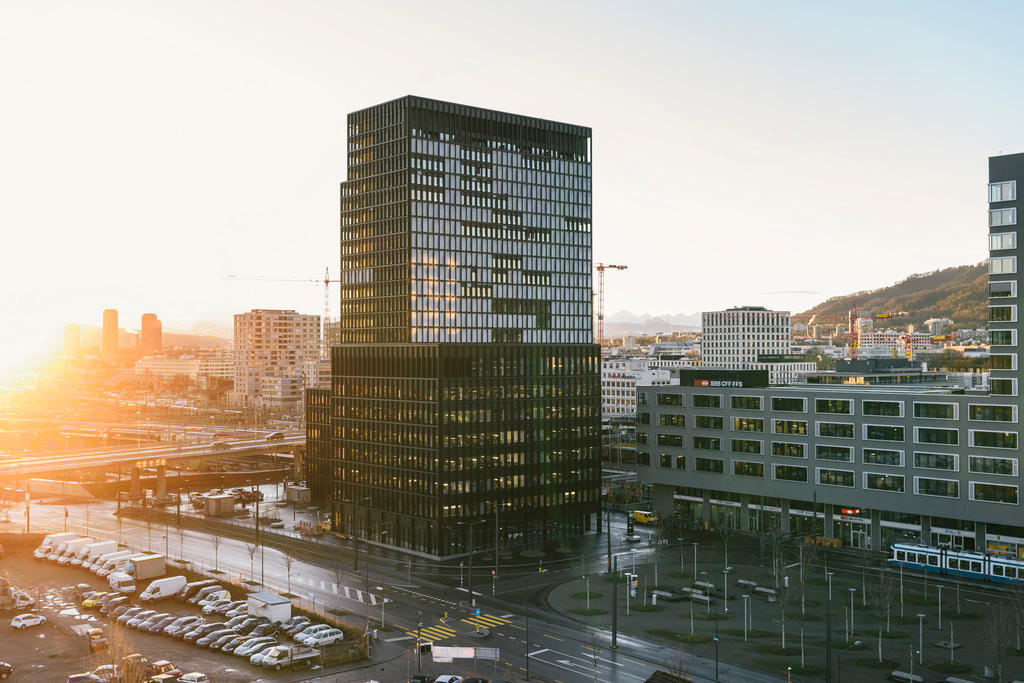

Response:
(889, 542), (1024, 584)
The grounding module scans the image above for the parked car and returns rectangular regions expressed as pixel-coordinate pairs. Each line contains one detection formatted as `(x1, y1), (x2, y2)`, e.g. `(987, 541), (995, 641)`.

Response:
(88, 664), (121, 682)
(293, 623), (331, 642)
(201, 599), (232, 615)
(138, 612), (171, 631)
(120, 654), (155, 677)
(127, 610), (157, 628)
(187, 585), (224, 605)
(433, 677), (464, 683)
(178, 675), (210, 683)
(10, 613), (46, 629)
(149, 660), (182, 677)
(116, 607), (145, 624)
(0, 661), (12, 680)
(248, 644), (283, 666)
(184, 622), (227, 643)
(280, 615), (310, 631)
(224, 615), (249, 630)
(234, 636), (278, 657)
(100, 596), (130, 615)
(64, 674), (101, 683)
(146, 615), (177, 633)
(303, 628), (343, 647)
(197, 628), (237, 648)
(220, 634), (252, 653)
(209, 632), (238, 650)
(82, 592), (109, 608)
(108, 604), (132, 619)
(165, 615), (202, 637)
(95, 593), (123, 609)
(224, 602), (249, 618)
(247, 622), (278, 638)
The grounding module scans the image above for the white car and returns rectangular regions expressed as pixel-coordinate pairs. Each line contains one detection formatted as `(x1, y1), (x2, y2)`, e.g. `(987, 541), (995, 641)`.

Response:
(293, 623), (331, 642)
(10, 613), (46, 629)
(89, 664), (122, 682)
(202, 599), (232, 614)
(303, 628), (343, 647)
(433, 676), (463, 683)
(178, 674), (210, 683)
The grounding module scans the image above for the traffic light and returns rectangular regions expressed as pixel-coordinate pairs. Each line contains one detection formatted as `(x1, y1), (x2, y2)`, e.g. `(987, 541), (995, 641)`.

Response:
(626, 516), (635, 535)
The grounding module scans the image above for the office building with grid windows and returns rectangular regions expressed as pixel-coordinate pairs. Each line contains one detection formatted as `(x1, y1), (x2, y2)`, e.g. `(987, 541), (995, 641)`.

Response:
(306, 96), (602, 559)
(635, 153), (1024, 558)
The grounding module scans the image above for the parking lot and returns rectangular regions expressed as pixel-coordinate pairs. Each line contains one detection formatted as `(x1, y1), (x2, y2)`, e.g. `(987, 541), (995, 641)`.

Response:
(0, 552), (344, 681)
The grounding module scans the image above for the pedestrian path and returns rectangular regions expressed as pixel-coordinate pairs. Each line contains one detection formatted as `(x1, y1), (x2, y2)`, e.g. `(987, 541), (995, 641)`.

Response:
(296, 575), (390, 606)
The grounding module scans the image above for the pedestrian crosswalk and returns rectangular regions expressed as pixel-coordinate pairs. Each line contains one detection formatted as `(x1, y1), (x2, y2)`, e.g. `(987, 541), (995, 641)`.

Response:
(404, 613), (513, 642)
(461, 614), (510, 630)
(406, 623), (459, 641)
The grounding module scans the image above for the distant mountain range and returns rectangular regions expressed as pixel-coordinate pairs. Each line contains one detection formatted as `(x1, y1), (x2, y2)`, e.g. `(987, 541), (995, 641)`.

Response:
(606, 262), (989, 336)
(793, 263), (988, 329)
(605, 311), (702, 336)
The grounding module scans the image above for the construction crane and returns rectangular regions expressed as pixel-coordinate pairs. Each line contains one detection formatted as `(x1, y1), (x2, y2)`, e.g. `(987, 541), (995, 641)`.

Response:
(595, 263), (628, 349)
(224, 267), (338, 359)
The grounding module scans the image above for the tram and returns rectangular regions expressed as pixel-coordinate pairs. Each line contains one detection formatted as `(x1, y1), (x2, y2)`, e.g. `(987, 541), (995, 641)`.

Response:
(888, 542), (1024, 584)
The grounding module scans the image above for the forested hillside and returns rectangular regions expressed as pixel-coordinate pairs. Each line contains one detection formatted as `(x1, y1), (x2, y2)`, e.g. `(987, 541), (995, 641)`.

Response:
(794, 263), (987, 329)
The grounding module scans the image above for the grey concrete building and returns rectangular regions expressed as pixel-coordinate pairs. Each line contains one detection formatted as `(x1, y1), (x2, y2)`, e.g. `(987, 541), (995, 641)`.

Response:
(636, 153), (1024, 558)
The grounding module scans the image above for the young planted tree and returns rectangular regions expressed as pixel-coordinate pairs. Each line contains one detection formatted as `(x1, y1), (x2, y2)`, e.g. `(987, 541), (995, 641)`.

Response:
(284, 554), (295, 595)
(716, 509), (735, 571)
(211, 535), (222, 572)
(772, 538), (793, 652)
(869, 567), (898, 663)
(986, 601), (1014, 682)
(246, 543), (258, 583)
(796, 541), (818, 667)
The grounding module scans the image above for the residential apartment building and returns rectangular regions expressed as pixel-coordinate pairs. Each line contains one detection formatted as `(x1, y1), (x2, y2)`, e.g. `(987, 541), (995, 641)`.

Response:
(635, 153), (1024, 558)
(306, 96), (601, 558)
(234, 309), (319, 408)
(601, 360), (673, 418)
(701, 306), (815, 384)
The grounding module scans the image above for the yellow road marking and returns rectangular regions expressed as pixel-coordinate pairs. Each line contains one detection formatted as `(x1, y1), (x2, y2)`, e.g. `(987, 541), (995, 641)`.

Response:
(544, 634), (563, 641)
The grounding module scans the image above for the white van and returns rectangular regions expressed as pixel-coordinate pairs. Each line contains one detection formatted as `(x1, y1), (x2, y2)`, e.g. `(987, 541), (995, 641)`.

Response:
(96, 553), (132, 577)
(108, 571), (136, 594)
(34, 532), (78, 559)
(139, 575), (187, 602)
(86, 548), (123, 572)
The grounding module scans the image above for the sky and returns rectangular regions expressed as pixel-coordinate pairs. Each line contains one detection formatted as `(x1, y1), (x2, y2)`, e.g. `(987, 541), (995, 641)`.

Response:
(2, 0), (1023, 373)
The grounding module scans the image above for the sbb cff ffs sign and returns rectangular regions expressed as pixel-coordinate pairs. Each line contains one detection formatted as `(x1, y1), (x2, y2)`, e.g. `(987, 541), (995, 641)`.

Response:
(693, 379), (744, 388)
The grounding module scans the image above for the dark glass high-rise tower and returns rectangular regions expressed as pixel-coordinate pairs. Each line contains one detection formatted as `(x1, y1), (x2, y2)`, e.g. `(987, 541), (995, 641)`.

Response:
(306, 96), (601, 559)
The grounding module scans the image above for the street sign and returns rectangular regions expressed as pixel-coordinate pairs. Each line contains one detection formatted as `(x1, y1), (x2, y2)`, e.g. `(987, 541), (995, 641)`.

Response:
(475, 608), (480, 616)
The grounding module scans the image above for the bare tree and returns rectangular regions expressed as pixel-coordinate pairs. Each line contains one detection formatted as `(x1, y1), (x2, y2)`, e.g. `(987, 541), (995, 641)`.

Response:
(796, 541), (818, 667)
(211, 535), (222, 572)
(869, 566), (898, 663)
(284, 554), (295, 594)
(246, 543), (258, 583)
(772, 537), (792, 651)
(987, 602), (1015, 682)
(716, 508), (735, 570)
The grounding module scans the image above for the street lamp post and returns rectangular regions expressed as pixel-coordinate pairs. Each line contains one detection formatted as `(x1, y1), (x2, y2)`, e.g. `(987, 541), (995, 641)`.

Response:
(742, 594), (750, 642)
(457, 518), (486, 607)
(693, 542), (698, 577)
(837, 641), (862, 683)
(849, 588), (856, 634)
(584, 575), (591, 612)
(917, 613), (925, 664)
(376, 586), (385, 628)
(937, 584), (944, 630)
(826, 571), (834, 683)
(722, 568), (729, 613)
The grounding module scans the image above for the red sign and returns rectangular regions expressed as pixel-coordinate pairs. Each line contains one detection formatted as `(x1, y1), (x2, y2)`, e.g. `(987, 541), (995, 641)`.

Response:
(841, 508), (861, 515)
(694, 379), (710, 387)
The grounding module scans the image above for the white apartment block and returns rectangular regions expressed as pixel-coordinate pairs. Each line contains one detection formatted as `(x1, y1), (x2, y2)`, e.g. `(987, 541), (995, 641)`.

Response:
(134, 351), (233, 381)
(701, 306), (815, 384)
(234, 309), (320, 407)
(601, 360), (672, 418)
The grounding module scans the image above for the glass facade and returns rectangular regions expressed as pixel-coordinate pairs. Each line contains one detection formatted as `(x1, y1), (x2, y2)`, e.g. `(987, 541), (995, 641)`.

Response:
(309, 96), (600, 558)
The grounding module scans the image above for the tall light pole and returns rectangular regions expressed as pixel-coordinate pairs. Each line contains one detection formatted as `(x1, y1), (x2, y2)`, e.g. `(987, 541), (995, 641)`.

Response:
(937, 584), (944, 630)
(457, 518), (486, 607)
(693, 542), (698, 577)
(742, 594), (750, 642)
(837, 641), (861, 683)
(917, 613), (925, 664)
(826, 571), (834, 682)
(849, 588), (856, 634)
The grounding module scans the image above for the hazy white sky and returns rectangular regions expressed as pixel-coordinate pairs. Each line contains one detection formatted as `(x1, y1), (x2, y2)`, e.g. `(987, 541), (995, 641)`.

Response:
(2, 0), (1021, 372)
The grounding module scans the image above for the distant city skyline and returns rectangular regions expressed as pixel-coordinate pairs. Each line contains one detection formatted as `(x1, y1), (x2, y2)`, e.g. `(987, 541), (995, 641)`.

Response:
(4, 0), (1023, 374)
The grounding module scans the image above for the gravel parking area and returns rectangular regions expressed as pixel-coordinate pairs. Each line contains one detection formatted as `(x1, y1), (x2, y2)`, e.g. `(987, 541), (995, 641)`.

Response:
(0, 552), (323, 682)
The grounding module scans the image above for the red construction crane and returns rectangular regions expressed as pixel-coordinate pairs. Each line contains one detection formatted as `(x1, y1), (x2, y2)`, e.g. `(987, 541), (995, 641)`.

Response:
(224, 267), (338, 359)
(596, 264), (628, 348)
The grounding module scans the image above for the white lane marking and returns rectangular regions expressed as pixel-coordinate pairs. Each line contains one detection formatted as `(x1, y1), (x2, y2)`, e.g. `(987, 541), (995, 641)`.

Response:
(528, 648), (550, 657)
